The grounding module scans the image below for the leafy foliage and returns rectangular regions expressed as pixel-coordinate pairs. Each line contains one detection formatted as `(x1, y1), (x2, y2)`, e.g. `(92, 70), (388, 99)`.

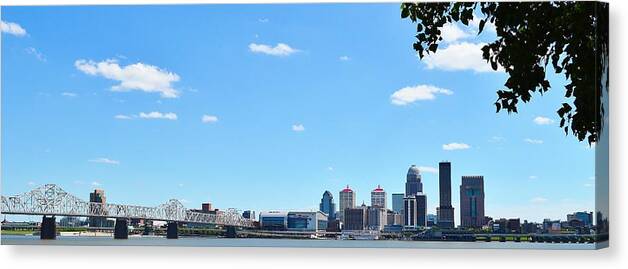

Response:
(401, 2), (608, 144)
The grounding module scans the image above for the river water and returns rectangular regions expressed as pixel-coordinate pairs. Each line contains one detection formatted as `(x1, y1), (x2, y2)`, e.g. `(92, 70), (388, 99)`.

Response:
(1, 235), (601, 249)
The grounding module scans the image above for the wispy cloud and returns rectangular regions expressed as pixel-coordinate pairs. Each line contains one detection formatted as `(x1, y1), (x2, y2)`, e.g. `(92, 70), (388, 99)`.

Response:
(91, 181), (102, 187)
(258, 18), (269, 23)
(25, 47), (46, 62)
(292, 124), (305, 132)
(524, 138), (544, 144)
(418, 166), (438, 174)
(61, 92), (77, 97)
(533, 116), (554, 125)
(27, 181), (37, 187)
(530, 197), (548, 204)
(201, 114), (219, 123)
(249, 43), (299, 57)
(442, 142), (471, 151)
(1, 20), (27, 36)
(114, 114), (133, 120)
(89, 158), (120, 165)
(139, 111), (177, 120)
(391, 85), (453, 105)
(339, 55), (350, 61)
(75, 59), (181, 98)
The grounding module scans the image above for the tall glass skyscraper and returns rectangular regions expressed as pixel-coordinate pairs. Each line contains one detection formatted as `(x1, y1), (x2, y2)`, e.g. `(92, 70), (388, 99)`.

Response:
(460, 176), (485, 228)
(392, 193), (404, 214)
(405, 165), (423, 196)
(319, 190), (336, 220)
(437, 161), (455, 229)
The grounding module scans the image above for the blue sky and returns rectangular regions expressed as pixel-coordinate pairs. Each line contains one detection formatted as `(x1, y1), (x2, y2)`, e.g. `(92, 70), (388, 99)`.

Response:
(1, 4), (594, 223)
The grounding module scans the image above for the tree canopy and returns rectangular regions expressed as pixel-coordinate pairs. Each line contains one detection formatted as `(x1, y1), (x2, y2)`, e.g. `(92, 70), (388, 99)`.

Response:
(401, 2), (608, 144)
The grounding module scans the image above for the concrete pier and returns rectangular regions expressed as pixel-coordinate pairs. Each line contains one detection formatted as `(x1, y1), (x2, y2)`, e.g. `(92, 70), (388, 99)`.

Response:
(114, 218), (129, 239)
(40, 216), (56, 240)
(167, 222), (178, 239)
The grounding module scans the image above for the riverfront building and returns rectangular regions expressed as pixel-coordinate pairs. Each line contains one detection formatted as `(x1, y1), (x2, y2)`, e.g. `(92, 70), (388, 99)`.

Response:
(403, 193), (427, 228)
(370, 185), (387, 208)
(392, 193), (404, 214)
(259, 211), (328, 231)
(460, 176), (485, 228)
(319, 190), (336, 220)
(344, 206), (367, 231)
(437, 161), (455, 229)
(88, 189), (113, 228)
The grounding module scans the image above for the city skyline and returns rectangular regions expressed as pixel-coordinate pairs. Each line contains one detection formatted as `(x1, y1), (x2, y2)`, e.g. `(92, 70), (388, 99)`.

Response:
(1, 4), (595, 223)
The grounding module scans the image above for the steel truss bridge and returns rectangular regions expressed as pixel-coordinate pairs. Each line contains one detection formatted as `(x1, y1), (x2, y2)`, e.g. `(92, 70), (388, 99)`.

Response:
(1, 184), (253, 228)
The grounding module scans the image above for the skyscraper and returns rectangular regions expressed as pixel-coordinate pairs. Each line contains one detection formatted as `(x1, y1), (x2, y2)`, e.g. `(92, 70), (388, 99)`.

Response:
(460, 176), (485, 228)
(343, 205), (367, 231)
(405, 165), (423, 196)
(392, 193), (404, 214)
(339, 185), (356, 222)
(403, 193), (427, 228)
(437, 161), (455, 229)
(370, 185), (387, 208)
(319, 190), (336, 220)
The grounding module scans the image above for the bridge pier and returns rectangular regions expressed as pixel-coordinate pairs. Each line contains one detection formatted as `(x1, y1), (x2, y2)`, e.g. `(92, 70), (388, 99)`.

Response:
(167, 221), (178, 239)
(114, 218), (129, 239)
(226, 226), (237, 238)
(40, 215), (56, 240)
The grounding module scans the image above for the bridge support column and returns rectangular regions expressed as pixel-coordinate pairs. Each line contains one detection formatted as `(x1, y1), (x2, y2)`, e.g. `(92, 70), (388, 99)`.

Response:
(114, 218), (129, 239)
(40, 216), (56, 240)
(226, 226), (237, 238)
(167, 222), (178, 239)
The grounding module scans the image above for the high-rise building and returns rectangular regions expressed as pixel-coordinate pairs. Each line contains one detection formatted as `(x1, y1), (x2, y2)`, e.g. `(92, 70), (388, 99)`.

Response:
(366, 206), (387, 231)
(460, 176), (485, 228)
(403, 193), (427, 228)
(343, 206), (367, 231)
(392, 193), (404, 214)
(319, 191), (336, 220)
(370, 185), (387, 209)
(339, 185), (356, 222)
(437, 161), (455, 229)
(567, 211), (593, 227)
(88, 189), (111, 228)
(405, 165), (423, 196)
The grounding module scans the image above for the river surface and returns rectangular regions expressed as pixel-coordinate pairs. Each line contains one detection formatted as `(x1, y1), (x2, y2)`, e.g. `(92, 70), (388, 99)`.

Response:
(1, 235), (601, 249)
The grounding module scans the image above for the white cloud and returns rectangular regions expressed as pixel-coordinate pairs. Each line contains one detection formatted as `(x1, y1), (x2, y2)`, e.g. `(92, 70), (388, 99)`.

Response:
(75, 59), (181, 98)
(91, 181), (102, 187)
(27, 181), (36, 187)
(61, 92), (78, 97)
(440, 23), (472, 43)
(533, 116), (554, 125)
(469, 17), (496, 34)
(249, 43), (299, 57)
(201, 114), (219, 123)
(25, 47), (46, 62)
(584, 183), (594, 188)
(339, 55), (350, 61)
(258, 18), (269, 23)
(1, 20), (26, 36)
(489, 136), (505, 143)
(529, 175), (538, 180)
(390, 85), (453, 105)
(524, 138), (544, 144)
(292, 124), (305, 132)
(442, 142), (471, 151)
(139, 111), (177, 120)
(418, 166), (438, 174)
(327, 166), (334, 171)
(530, 197), (548, 204)
(114, 114), (133, 120)
(422, 42), (501, 73)
(89, 158), (120, 165)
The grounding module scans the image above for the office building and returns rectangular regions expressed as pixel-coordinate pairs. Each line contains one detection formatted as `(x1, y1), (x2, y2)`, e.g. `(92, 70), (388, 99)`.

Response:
(366, 206), (387, 231)
(437, 161), (455, 229)
(405, 165), (423, 196)
(427, 213), (437, 227)
(201, 202), (212, 212)
(460, 176), (485, 228)
(567, 211), (593, 227)
(339, 185), (356, 222)
(371, 185), (387, 208)
(344, 206), (367, 231)
(242, 210), (256, 220)
(403, 193), (427, 228)
(319, 190), (336, 220)
(392, 193), (404, 214)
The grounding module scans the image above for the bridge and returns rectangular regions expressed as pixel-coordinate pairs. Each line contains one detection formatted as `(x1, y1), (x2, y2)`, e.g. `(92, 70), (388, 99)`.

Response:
(1, 184), (253, 239)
